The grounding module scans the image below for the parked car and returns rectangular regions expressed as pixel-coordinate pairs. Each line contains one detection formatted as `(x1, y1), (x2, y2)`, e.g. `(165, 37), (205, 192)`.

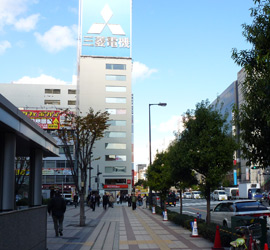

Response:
(166, 193), (176, 206)
(183, 192), (192, 199)
(224, 187), (239, 200)
(191, 191), (201, 199)
(210, 200), (270, 228)
(63, 193), (72, 204)
(213, 190), (228, 201)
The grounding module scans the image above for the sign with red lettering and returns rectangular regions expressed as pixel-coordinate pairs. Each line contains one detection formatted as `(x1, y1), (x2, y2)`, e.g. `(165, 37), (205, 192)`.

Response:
(103, 185), (128, 189)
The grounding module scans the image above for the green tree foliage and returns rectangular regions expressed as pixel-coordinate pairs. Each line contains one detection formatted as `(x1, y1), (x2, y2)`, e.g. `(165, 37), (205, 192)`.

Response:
(58, 108), (109, 226)
(166, 139), (197, 214)
(146, 151), (174, 209)
(180, 100), (238, 224)
(232, 0), (270, 168)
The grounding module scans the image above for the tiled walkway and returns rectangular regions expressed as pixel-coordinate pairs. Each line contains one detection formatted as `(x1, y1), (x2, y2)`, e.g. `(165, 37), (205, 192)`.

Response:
(46, 203), (214, 250)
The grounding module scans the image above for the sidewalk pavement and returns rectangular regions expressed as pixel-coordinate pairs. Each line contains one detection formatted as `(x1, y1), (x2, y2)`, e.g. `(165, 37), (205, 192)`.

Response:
(46, 203), (215, 250)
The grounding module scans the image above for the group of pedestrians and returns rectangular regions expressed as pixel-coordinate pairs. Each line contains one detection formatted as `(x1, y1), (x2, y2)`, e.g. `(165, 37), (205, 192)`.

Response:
(47, 191), (149, 237)
(87, 193), (101, 211)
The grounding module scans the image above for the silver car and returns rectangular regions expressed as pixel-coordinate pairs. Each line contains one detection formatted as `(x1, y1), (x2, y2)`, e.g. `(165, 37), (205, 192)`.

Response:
(210, 200), (270, 227)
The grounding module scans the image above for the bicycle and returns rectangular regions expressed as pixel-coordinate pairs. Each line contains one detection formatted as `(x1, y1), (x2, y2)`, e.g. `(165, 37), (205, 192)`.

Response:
(230, 223), (261, 250)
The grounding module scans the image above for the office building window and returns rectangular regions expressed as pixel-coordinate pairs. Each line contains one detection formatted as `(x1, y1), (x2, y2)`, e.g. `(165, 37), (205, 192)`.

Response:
(44, 160), (56, 168)
(105, 166), (126, 173)
(68, 100), (76, 105)
(59, 145), (73, 154)
(107, 120), (126, 126)
(45, 89), (61, 94)
(106, 108), (126, 115)
(106, 75), (126, 81)
(106, 64), (126, 70)
(56, 160), (66, 168)
(105, 131), (126, 138)
(105, 143), (126, 149)
(56, 175), (65, 183)
(105, 155), (126, 161)
(105, 178), (126, 184)
(106, 97), (126, 104)
(44, 100), (60, 105)
(68, 89), (76, 94)
(106, 86), (126, 92)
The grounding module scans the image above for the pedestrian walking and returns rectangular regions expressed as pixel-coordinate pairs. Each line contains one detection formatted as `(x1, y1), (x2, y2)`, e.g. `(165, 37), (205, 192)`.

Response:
(96, 193), (101, 207)
(103, 193), (109, 210)
(138, 195), (142, 206)
(116, 195), (120, 204)
(91, 193), (96, 211)
(109, 194), (115, 208)
(48, 190), (66, 237)
(127, 194), (131, 207)
(142, 194), (147, 209)
(131, 193), (137, 210)
(73, 193), (78, 208)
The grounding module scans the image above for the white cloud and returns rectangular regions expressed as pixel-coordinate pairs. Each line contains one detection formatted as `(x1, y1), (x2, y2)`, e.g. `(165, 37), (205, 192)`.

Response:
(132, 61), (157, 81)
(14, 74), (68, 85)
(159, 115), (184, 133)
(14, 13), (40, 31)
(0, 0), (38, 31)
(0, 40), (11, 54)
(34, 25), (77, 53)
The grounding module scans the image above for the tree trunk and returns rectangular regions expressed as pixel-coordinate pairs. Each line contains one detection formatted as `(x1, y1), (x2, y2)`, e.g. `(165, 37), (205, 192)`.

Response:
(79, 193), (85, 226)
(206, 188), (211, 224)
(180, 189), (183, 214)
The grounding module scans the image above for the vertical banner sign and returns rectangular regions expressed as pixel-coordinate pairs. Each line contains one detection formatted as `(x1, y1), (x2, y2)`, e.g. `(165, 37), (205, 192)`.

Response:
(81, 0), (131, 57)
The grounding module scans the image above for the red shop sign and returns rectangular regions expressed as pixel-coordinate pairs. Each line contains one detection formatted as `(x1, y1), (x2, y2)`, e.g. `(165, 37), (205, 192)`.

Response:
(127, 179), (131, 184)
(104, 185), (128, 189)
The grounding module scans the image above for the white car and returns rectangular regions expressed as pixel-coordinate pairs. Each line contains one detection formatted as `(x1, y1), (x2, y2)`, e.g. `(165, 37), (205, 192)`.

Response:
(183, 192), (192, 199)
(213, 190), (228, 201)
(191, 191), (201, 199)
(210, 200), (270, 228)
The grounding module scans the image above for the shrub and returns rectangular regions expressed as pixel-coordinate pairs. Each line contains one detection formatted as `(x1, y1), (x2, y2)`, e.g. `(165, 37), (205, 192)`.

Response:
(154, 206), (234, 247)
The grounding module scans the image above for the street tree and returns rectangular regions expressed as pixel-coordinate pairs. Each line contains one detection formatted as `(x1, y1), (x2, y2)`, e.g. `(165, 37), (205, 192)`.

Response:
(232, 0), (270, 168)
(146, 151), (174, 210)
(166, 138), (197, 214)
(180, 100), (238, 224)
(58, 108), (109, 226)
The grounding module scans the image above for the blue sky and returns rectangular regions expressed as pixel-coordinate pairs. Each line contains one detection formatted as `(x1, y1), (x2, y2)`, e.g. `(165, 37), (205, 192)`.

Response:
(0, 0), (254, 168)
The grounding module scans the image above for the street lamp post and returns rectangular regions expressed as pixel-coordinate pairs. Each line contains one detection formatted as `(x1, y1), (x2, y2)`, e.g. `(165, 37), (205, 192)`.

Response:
(148, 102), (167, 205)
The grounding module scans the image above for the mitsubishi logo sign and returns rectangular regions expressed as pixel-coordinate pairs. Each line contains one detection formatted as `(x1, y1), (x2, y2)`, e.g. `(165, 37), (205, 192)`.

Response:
(81, 0), (131, 57)
(88, 4), (125, 36)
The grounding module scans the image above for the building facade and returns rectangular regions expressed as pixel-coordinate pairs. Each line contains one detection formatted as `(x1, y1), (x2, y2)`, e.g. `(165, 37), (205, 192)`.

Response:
(77, 0), (133, 195)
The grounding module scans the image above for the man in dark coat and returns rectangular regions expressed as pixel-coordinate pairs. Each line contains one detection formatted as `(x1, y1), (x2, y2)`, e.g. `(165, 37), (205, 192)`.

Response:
(103, 193), (109, 210)
(48, 190), (66, 237)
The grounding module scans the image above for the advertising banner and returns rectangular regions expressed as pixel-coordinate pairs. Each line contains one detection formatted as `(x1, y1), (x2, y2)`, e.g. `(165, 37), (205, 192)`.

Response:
(21, 110), (60, 129)
(81, 0), (131, 57)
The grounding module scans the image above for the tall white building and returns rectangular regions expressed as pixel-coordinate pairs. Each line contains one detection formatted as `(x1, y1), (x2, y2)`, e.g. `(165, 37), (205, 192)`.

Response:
(0, 0), (134, 197)
(78, 0), (133, 195)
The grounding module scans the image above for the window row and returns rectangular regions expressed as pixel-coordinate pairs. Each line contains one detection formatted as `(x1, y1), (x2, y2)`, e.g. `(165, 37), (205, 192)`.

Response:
(106, 75), (126, 81)
(44, 100), (76, 105)
(105, 131), (126, 138)
(106, 86), (126, 92)
(42, 175), (74, 184)
(106, 108), (126, 115)
(105, 166), (126, 173)
(106, 97), (126, 104)
(107, 120), (126, 126)
(45, 89), (76, 94)
(106, 64), (126, 70)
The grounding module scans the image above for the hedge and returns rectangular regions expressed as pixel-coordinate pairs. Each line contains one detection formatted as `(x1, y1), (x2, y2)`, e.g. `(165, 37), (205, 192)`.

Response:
(151, 205), (235, 247)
